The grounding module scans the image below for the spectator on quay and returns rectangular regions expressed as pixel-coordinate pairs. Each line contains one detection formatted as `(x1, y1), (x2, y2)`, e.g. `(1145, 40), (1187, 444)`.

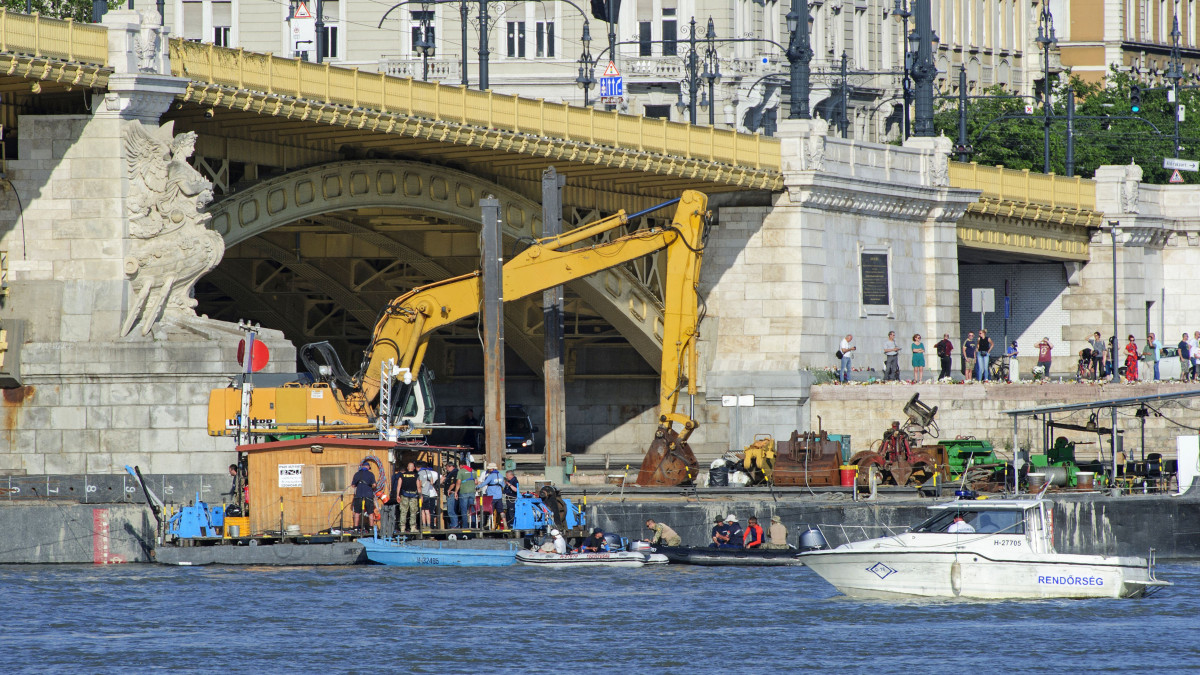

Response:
(1179, 333), (1192, 381)
(1107, 336), (1118, 377)
(1036, 337), (1053, 376)
(963, 332), (978, 381)
(935, 333), (954, 380)
(977, 329), (993, 381)
(418, 464), (439, 529)
(443, 465), (461, 528)
(1192, 331), (1200, 380)
(1089, 332), (1106, 380)
(1146, 333), (1161, 381)
(456, 462), (477, 529)
(1006, 341), (1020, 383)
(838, 334), (856, 383)
(502, 470), (520, 530)
(1124, 335), (1140, 382)
(911, 334), (926, 383)
(477, 462), (504, 529)
(883, 331), (901, 381)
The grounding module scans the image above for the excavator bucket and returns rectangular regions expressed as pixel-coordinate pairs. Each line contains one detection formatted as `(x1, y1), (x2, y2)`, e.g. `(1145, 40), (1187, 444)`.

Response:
(636, 427), (700, 486)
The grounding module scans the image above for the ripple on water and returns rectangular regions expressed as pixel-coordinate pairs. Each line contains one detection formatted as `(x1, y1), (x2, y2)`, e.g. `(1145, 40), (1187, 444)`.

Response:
(0, 562), (1197, 674)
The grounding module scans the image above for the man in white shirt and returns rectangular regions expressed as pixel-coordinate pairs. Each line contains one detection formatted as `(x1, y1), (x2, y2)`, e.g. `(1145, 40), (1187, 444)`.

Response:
(838, 334), (855, 383)
(947, 515), (975, 534)
(1191, 331), (1200, 381)
(417, 465), (439, 529)
(882, 331), (900, 381)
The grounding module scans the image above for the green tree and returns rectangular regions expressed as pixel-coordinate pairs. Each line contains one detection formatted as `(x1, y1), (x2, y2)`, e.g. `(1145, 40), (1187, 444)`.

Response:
(935, 66), (1200, 184)
(2, 0), (125, 24)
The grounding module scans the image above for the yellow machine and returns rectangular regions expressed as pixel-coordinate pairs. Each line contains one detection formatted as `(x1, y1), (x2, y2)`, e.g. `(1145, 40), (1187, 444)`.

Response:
(208, 190), (710, 485)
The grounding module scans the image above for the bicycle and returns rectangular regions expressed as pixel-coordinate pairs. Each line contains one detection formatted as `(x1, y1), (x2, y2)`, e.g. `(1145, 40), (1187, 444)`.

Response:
(988, 355), (1010, 382)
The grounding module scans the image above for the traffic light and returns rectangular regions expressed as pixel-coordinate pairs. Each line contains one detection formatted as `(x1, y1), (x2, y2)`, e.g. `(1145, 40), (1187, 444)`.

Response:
(1131, 83), (1142, 113)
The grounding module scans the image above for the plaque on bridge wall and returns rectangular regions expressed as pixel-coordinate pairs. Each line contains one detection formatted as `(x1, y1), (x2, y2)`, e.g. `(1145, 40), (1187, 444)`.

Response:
(859, 248), (893, 316)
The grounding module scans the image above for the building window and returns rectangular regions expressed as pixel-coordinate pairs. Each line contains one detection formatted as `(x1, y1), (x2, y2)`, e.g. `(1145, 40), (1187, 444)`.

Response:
(536, 21), (554, 57)
(213, 26), (231, 47)
(410, 10), (435, 56)
(644, 104), (671, 119)
(662, 11), (677, 56)
(507, 21), (526, 58)
(318, 466), (346, 493)
(639, 21), (652, 56)
(320, 25), (338, 59)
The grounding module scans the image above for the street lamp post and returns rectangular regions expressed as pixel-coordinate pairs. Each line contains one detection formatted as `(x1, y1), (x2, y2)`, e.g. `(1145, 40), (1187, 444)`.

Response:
(1036, 0), (1056, 173)
(414, 4), (434, 81)
(910, 0), (936, 136)
(702, 18), (720, 126)
(314, 0), (325, 63)
(785, 0), (813, 119)
(477, 0), (490, 89)
(576, 20), (596, 106)
(893, 0), (913, 137)
(1110, 221), (1121, 385)
(1168, 8), (1184, 157)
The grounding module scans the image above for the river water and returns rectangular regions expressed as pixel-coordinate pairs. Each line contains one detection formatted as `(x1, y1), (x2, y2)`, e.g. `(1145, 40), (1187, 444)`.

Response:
(2, 562), (1198, 673)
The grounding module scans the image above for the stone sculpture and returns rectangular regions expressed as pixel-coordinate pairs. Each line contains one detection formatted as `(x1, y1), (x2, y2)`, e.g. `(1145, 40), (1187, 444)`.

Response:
(121, 121), (224, 336)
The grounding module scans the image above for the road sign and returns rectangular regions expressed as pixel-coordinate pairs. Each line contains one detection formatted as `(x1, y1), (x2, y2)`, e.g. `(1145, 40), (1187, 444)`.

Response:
(1163, 157), (1199, 172)
(971, 288), (994, 314)
(1024, 104), (1034, 115)
(293, 1), (313, 18)
(599, 60), (622, 101)
(1170, 169), (1184, 184)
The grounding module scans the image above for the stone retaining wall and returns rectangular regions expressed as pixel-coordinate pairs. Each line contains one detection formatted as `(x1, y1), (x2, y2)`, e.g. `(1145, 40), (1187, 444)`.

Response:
(810, 381), (1200, 458)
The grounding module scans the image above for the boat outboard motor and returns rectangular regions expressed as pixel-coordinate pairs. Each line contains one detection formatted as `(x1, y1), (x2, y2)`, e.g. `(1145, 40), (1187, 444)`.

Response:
(798, 528), (829, 552)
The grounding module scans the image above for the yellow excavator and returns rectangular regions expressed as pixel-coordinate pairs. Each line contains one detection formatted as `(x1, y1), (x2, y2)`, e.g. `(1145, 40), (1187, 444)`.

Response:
(208, 190), (710, 485)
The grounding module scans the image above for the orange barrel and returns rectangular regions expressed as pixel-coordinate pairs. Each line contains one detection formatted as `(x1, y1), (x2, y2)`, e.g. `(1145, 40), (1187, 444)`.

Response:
(839, 465), (857, 487)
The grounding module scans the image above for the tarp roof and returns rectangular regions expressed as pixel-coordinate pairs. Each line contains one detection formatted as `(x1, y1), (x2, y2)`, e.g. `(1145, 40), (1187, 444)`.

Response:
(1002, 389), (1200, 417)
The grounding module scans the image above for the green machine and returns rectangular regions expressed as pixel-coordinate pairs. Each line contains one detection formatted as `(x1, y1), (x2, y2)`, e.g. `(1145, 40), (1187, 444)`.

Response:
(1028, 437), (1082, 486)
(937, 439), (1001, 479)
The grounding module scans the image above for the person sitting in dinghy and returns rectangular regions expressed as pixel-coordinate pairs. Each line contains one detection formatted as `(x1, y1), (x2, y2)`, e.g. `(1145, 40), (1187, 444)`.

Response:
(539, 529), (567, 554)
(722, 515), (744, 549)
(710, 515), (731, 548)
(581, 529), (609, 553)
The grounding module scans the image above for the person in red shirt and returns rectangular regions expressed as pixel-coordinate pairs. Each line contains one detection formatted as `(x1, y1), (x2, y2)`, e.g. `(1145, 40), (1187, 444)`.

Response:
(743, 516), (764, 549)
(1036, 337), (1053, 376)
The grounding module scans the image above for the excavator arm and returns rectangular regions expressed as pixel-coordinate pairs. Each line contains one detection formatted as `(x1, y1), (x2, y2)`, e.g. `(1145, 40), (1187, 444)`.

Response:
(209, 191), (708, 485)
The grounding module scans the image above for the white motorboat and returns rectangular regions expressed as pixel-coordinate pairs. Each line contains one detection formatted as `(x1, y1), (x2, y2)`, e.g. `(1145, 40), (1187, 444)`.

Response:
(515, 550), (668, 568)
(799, 496), (1170, 600)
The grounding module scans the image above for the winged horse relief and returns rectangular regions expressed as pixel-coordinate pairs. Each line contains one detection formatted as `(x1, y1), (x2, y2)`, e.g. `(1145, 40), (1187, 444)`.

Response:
(120, 121), (225, 337)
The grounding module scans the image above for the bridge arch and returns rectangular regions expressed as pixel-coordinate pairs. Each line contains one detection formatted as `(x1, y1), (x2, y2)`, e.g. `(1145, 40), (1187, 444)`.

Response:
(204, 160), (667, 371)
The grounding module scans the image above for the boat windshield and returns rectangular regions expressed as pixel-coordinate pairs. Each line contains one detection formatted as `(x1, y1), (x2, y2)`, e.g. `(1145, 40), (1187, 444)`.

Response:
(911, 509), (1026, 535)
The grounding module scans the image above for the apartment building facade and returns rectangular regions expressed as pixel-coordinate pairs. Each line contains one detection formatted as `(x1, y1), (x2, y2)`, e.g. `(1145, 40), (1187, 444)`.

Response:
(164, 0), (1043, 141)
(1054, 0), (1200, 85)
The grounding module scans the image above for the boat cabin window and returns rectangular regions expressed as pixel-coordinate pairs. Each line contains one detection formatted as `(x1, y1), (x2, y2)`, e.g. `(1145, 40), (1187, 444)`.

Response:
(912, 509), (1025, 535)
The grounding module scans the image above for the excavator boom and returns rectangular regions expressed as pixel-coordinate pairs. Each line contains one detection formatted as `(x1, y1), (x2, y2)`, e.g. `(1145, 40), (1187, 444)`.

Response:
(209, 191), (708, 486)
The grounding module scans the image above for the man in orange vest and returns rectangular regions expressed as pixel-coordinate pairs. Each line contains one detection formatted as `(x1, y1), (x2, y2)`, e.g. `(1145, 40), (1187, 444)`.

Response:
(743, 515), (764, 549)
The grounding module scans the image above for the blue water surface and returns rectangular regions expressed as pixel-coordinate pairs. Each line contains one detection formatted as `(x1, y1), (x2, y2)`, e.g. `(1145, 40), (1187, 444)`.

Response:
(1, 562), (1197, 674)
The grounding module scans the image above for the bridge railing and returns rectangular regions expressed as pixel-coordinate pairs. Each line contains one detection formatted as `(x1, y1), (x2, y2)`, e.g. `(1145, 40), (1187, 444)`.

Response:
(950, 161), (1096, 211)
(169, 39), (779, 171)
(0, 10), (107, 65)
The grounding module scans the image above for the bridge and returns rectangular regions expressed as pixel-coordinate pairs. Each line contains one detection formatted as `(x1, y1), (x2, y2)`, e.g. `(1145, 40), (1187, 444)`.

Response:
(0, 9), (1186, 477)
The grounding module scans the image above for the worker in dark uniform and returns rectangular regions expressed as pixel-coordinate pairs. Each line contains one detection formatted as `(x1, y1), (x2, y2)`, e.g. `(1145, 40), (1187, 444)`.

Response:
(710, 515), (730, 548)
(396, 462), (421, 534)
(743, 516), (764, 549)
(349, 461), (377, 533)
(581, 528), (608, 552)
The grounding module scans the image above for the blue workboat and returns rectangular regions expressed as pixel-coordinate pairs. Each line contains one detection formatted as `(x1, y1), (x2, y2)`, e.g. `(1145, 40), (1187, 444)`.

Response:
(358, 536), (518, 567)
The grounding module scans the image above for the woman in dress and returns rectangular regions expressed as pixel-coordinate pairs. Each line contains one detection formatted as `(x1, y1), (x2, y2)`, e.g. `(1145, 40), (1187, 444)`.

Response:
(911, 334), (926, 383)
(1124, 335), (1139, 382)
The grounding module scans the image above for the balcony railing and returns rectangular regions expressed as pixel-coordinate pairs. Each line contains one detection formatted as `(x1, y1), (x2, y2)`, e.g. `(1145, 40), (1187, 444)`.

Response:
(379, 55), (461, 81)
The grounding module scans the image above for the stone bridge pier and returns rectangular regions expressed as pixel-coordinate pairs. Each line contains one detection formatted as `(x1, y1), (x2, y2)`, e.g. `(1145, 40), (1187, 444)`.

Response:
(0, 10), (293, 475)
(698, 121), (977, 448)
